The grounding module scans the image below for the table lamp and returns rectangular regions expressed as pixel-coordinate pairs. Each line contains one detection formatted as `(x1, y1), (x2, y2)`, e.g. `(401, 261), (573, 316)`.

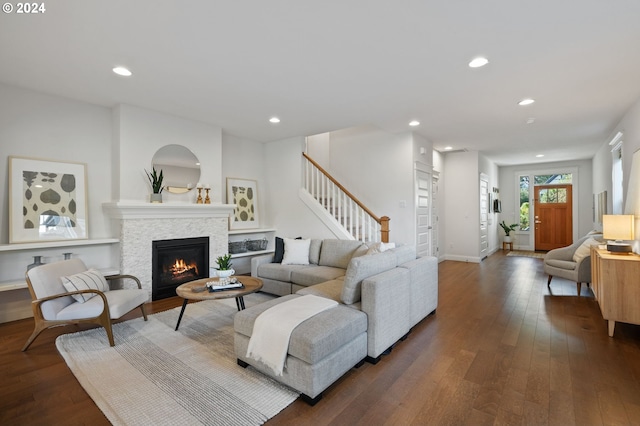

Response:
(602, 214), (635, 254)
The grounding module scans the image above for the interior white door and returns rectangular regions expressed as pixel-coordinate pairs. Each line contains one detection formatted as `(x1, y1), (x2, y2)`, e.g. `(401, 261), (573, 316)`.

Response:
(416, 169), (432, 257)
(480, 174), (489, 257)
(431, 172), (439, 257)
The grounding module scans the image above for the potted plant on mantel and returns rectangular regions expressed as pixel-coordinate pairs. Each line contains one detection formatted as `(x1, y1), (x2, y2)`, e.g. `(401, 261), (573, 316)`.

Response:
(145, 167), (164, 203)
(499, 220), (519, 243)
(214, 253), (235, 278)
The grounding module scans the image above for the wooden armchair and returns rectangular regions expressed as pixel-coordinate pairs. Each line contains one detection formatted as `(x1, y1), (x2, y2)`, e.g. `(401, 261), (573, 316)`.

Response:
(22, 259), (148, 351)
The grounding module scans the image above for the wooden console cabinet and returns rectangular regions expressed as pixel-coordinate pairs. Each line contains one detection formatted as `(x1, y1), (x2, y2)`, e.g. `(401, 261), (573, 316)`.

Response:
(590, 247), (640, 337)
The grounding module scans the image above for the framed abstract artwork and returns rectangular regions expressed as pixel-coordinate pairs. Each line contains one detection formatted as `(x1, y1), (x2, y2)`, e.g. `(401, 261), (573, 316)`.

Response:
(226, 177), (259, 230)
(9, 156), (89, 243)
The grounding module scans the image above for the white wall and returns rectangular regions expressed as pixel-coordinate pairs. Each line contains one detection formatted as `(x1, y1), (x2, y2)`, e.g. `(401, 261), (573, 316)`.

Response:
(0, 84), (114, 243)
(325, 126), (415, 245)
(114, 104), (223, 204)
(442, 150), (481, 261)
(264, 136), (336, 239)
(593, 96), (640, 252)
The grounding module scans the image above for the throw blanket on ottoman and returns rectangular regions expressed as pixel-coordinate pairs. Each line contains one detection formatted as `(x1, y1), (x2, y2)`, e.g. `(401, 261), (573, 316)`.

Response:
(246, 294), (338, 375)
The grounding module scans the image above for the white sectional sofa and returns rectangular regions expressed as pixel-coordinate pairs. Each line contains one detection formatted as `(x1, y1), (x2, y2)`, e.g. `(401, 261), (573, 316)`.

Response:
(236, 238), (438, 403)
(249, 238), (438, 362)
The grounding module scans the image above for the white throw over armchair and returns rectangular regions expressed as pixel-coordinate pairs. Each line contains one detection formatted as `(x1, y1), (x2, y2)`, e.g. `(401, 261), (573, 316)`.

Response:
(22, 258), (148, 351)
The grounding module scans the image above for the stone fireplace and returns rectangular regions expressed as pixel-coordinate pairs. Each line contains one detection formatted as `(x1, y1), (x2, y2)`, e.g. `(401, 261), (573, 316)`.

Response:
(103, 202), (235, 299)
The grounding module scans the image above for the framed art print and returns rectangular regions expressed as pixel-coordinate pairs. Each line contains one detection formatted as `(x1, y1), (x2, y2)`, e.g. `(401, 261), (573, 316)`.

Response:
(226, 177), (259, 230)
(9, 156), (89, 243)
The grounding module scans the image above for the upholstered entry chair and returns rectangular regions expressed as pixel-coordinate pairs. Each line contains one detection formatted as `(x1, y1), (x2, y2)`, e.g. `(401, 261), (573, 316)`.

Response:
(543, 233), (602, 296)
(22, 258), (148, 351)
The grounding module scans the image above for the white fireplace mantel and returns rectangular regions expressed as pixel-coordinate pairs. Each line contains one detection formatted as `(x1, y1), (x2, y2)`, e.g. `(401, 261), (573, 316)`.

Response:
(103, 202), (235, 220)
(103, 201), (234, 298)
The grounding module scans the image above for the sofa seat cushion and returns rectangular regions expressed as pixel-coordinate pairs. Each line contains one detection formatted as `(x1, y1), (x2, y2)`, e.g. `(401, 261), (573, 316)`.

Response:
(257, 263), (310, 282)
(545, 259), (577, 270)
(342, 250), (397, 304)
(318, 239), (367, 269)
(291, 266), (346, 287)
(235, 294), (367, 364)
(297, 278), (344, 303)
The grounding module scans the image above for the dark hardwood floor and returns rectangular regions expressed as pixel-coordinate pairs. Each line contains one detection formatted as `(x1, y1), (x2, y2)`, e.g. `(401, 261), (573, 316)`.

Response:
(2, 251), (640, 425)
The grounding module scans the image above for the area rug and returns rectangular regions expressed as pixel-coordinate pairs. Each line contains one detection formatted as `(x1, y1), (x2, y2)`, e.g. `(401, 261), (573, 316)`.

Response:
(56, 293), (299, 426)
(506, 250), (546, 259)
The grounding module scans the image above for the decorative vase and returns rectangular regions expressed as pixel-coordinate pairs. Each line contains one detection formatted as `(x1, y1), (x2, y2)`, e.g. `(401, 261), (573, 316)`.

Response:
(150, 193), (163, 203)
(216, 269), (235, 278)
(27, 255), (45, 271)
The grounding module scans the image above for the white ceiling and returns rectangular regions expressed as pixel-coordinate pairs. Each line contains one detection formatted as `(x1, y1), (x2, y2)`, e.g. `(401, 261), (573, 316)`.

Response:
(2, 0), (640, 165)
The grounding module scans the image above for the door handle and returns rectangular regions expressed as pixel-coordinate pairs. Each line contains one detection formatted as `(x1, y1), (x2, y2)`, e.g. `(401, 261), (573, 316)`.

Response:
(535, 221), (542, 224)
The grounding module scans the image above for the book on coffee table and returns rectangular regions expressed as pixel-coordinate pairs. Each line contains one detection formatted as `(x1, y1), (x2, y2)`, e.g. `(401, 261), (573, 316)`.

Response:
(207, 282), (244, 292)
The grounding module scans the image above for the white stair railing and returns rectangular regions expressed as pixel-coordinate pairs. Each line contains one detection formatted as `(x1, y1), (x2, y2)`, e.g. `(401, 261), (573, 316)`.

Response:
(302, 153), (389, 243)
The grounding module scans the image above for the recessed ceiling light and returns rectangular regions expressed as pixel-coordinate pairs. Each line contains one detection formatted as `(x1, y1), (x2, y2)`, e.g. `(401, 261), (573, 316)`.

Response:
(112, 66), (132, 77)
(526, 118), (536, 124)
(269, 117), (280, 124)
(444, 146), (453, 151)
(468, 57), (489, 68)
(409, 120), (420, 127)
(536, 154), (544, 158)
(518, 98), (535, 106)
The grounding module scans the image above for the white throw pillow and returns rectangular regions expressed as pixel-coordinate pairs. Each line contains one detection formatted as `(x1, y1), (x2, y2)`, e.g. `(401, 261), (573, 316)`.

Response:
(573, 237), (599, 263)
(281, 238), (311, 265)
(366, 241), (396, 255)
(62, 268), (110, 303)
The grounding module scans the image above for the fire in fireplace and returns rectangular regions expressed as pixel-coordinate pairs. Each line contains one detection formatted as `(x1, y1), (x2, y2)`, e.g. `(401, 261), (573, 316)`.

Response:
(152, 237), (209, 300)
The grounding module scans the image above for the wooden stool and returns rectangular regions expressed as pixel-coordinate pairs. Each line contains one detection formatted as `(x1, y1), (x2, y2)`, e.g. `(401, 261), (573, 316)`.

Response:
(502, 241), (513, 251)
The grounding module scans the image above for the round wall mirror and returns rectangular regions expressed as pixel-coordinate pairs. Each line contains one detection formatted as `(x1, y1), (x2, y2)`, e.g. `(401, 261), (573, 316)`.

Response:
(152, 144), (201, 194)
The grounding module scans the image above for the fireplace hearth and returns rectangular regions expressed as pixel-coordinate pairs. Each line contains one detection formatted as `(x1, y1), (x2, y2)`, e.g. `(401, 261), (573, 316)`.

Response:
(152, 237), (209, 300)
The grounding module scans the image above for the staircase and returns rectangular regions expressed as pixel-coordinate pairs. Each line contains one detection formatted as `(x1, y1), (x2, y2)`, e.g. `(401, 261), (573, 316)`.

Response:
(300, 153), (389, 243)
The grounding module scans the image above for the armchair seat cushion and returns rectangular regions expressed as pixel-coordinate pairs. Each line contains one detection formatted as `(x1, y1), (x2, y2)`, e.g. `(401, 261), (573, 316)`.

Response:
(545, 259), (577, 270)
(56, 289), (148, 321)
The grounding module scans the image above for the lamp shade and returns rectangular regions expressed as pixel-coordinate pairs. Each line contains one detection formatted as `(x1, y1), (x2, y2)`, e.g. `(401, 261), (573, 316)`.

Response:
(603, 214), (635, 241)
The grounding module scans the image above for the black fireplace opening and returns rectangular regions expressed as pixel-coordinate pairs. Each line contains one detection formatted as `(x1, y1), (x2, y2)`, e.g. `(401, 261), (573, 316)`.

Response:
(152, 237), (209, 300)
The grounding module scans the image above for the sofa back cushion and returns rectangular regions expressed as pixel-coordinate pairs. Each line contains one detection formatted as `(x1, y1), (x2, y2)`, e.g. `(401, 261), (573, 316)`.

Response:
(390, 245), (416, 265)
(341, 250), (397, 304)
(309, 239), (323, 265)
(318, 239), (366, 269)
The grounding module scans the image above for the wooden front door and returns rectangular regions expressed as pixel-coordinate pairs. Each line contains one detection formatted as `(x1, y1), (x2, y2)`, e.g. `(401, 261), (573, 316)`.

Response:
(534, 184), (572, 251)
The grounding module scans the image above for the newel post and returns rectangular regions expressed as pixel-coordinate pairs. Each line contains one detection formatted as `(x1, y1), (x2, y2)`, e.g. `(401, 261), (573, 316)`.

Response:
(380, 216), (390, 243)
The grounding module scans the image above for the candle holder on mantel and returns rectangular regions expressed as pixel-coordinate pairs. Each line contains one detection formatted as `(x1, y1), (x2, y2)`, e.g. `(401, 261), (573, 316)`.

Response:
(196, 187), (203, 204)
(204, 188), (211, 204)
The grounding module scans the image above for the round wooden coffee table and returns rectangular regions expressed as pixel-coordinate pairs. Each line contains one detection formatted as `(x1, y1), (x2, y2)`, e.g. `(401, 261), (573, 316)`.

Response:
(174, 276), (263, 331)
